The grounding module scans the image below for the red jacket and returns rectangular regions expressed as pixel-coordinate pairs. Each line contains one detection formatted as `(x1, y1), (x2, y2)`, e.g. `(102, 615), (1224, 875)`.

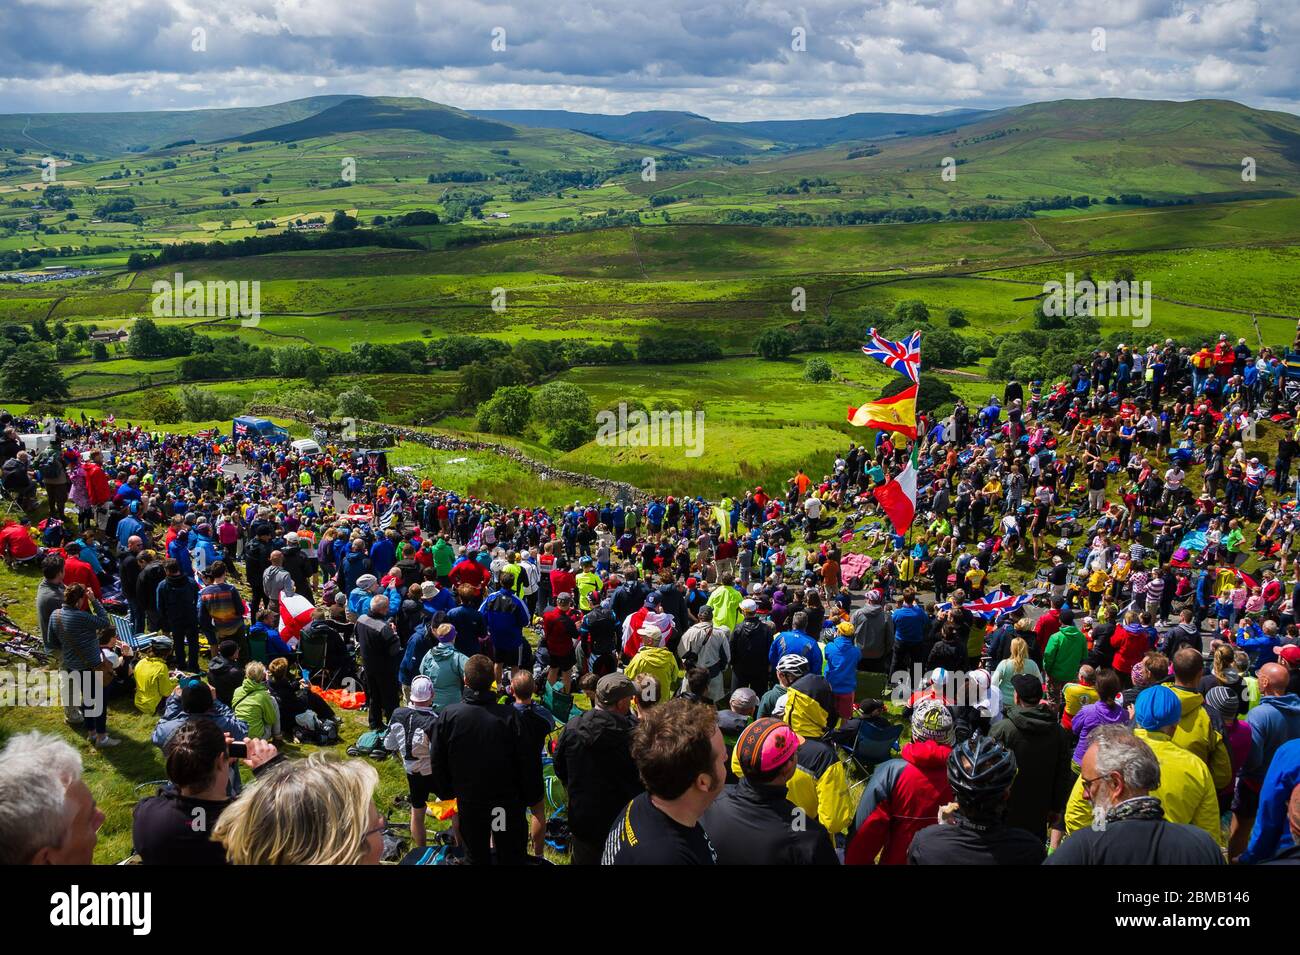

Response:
(1034, 609), (1061, 655)
(845, 740), (953, 865)
(542, 606), (581, 657)
(83, 463), (111, 506)
(0, 522), (37, 560)
(63, 554), (102, 599)
(1111, 622), (1153, 675)
(448, 557), (490, 593)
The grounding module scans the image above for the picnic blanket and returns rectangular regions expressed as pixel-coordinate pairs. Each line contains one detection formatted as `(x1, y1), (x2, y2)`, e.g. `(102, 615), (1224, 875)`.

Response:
(840, 552), (874, 584)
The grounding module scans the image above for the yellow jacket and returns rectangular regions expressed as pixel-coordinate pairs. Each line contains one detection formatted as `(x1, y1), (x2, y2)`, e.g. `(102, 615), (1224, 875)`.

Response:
(1064, 728), (1223, 846)
(727, 683), (853, 838)
(1169, 685), (1233, 792)
(624, 647), (683, 705)
(133, 656), (176, 715)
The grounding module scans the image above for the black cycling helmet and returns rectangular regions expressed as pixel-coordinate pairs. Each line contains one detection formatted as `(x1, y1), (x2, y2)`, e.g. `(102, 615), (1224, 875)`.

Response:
(947, 734), (1017, 808)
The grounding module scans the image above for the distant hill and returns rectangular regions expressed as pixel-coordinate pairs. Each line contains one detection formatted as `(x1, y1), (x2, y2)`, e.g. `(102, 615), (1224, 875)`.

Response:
(227, 97), (520, 144)
(472, 107), (992, 156)
(0, 96), (359, 157)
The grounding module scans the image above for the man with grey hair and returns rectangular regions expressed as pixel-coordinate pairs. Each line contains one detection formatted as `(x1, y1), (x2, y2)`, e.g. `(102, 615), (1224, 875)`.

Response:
(0, 732), (103, 864)
(357, 593), (401, 729)
(262, 549), (295, 607)
(1048, 726), (1223, 865)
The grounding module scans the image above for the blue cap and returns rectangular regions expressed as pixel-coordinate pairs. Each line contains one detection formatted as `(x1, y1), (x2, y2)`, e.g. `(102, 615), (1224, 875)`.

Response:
(1133, 685), (1181, 731)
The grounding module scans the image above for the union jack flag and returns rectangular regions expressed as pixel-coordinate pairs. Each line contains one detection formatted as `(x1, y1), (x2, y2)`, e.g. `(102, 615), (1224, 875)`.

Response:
(862, 328), (922, 383)
(936, 589), (1030, 620)
(466, 520), (484, 553)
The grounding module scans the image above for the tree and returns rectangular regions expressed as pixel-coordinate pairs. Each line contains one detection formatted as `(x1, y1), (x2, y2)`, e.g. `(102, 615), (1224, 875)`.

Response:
(755, 328), (796, 360)
(179, 386), (244, 421)
(881, 373), (955, 414)
(532, 382), (592, 429)
(945, 308), (968, 328)
(1010, 356), (1046, 383)
(477, 385), (532, 436)
(917, 326), (965, 369)
(335, 386), (379, 420)
(1, 344), (70, 401)
(549, 418), (591, 451)
(329, 210), (358, 232)
(92, 342), (109, 361)
(140, 390), (183, 424)
(892, 299), (930, 326)
(803, 357), (832, 382)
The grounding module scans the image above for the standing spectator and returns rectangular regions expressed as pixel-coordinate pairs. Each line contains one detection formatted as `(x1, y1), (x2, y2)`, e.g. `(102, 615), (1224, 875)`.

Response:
(384, 675), (440, 849)
(156, 558), (201, 672)
(554, 673), (644, 865)
(430, 655), (541, 865)
(48, 584), (115, 748)
(989, 674), (1074, 841)
(357, 594), (401, 730)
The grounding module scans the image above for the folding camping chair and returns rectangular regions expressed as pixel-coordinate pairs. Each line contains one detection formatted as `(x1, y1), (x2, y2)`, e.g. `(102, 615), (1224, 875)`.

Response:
(109, 613), (147, 654)
(844, 720), (903, 796)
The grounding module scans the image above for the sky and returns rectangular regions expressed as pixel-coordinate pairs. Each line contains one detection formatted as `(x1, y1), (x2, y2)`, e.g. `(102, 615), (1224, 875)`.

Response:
(0, 0), (1296, 119)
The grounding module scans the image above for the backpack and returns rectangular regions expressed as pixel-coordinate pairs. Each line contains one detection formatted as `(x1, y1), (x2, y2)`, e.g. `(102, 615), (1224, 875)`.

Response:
(347, 727), (389, 759)
(583, 606), (617, 657)
(391, 706), (438, 761)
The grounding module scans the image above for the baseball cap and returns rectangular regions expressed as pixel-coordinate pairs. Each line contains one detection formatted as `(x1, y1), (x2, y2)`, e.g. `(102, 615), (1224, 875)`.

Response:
(729, 687), (760, 711)
(409, 676), (434, 704)
(740, 598), (758, 613)
(911, 698), (955, 746)
(595, 673), (636, 707)
(1011, 674), (1044, 705)
(1274, 645), (1300, 665)
(734, 718), (801, 778)
(1134, 685), (1182, 731)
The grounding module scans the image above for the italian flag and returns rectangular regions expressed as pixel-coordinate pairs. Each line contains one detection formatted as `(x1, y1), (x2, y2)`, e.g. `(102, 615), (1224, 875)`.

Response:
(873, 445), (918, 535)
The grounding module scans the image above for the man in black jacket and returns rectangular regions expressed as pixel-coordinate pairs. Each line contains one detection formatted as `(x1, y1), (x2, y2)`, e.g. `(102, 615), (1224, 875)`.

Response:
(702, 718), (839, 865)
(730, 600), (773, 692)
(242, 524), (275, 614)
(207, 640), (245, 707)
(1047, 725), (1223, 865)
(554, 673), (643, 865)
(357, 595), (401, 729)
(430, 654), (542, 865)
(156, 559), (200, 671)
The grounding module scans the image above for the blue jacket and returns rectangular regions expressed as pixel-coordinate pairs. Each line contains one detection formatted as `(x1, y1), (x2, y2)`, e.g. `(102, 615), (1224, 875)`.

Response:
(167, 536), (193, 579)
(116, 515), (145, 550)
(399, 623), (434, 686)
(768, 630), (823, 674)
(1241, 737), (1300, 864)
(823, 637), (861, 695)
(152, 695), (246, 749)
(892, 604), (929, 645)
(479, 588), (530, 652)
(370, 537), (396, 577)
(1245, 694), (1300, 784)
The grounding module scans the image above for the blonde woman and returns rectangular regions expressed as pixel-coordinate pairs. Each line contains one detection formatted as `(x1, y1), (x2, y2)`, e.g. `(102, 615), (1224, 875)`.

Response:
(212, 753), (383, 865)
(991, 636), (1042, 707)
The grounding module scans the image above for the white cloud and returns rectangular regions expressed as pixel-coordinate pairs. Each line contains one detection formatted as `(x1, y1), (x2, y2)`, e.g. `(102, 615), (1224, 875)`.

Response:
(0, 0), (1295, 116)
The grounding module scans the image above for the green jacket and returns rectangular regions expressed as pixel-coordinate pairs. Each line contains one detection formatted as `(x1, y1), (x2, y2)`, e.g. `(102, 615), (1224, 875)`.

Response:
(1043, 625), (1087, 683)
(232, 677), (278, 739)
(431, 538), (454, 577)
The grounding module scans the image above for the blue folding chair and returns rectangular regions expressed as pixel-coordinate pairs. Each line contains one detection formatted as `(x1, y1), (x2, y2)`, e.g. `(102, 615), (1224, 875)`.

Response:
(109, 613), (146, 653)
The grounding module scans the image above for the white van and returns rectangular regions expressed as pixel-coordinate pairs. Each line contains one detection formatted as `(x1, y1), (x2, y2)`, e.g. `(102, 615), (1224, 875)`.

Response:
(291, 438), (322, 457)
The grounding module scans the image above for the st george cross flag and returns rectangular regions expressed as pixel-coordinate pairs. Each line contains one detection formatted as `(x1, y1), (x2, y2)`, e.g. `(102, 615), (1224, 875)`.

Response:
(279, 592), (314, 644)
(847, 383), (918, 438)
(862, 328), (922, 383)
(872, 446), (918, 535)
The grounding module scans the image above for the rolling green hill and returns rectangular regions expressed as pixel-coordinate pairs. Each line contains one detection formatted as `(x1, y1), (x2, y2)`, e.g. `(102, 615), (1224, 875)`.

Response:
(226, 97), (521, 144)
(472, 107), (992, 156)
(0, 96), (359, 158)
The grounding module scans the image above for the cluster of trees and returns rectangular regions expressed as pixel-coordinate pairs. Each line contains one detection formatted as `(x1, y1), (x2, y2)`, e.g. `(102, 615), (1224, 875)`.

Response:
(125, 228), (421, 269)
(721, 194), (1110, 228)
(476, 380), (595, 450)
(428, 170), (489, 183)
(766, 178), (836, 195)
(637, 337), (723, 364)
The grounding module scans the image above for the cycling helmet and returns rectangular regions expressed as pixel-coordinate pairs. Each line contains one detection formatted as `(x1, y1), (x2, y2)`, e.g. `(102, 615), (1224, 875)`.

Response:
(947, 734), (1017, 810)
(776, 653), (810, 677)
